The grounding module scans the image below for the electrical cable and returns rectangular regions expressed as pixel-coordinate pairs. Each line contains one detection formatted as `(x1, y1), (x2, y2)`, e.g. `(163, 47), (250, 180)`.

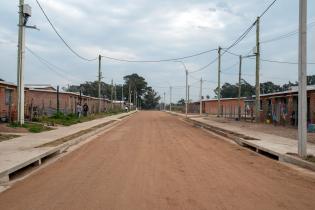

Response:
(35, 0), (98, 62)
(101, 49), (218, 63)
(26, 47), (83, 83)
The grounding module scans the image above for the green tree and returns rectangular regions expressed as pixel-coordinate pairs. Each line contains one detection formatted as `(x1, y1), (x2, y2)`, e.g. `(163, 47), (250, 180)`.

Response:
(177, 98), (185, 105)
(123, 73), (148, 104)
(0, 78), (4, 81)
(142, 87), (160, 109)
(214, 79), (254, 98)
(260, 81), (282, 94)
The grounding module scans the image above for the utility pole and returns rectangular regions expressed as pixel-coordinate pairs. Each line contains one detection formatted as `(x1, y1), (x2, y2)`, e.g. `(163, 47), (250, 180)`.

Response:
(134, 88), (136, 109)
(217, 46), (222, 117)
(17, 0), (26, 125)
(111, 79), (113, 109)
(98, 55), (102, 113)
(169, 86), (172, 112)
(238, 55), (242, 120)
(135, 91), (138, 110)
(129, 84), (131, 110)
(114, 84), (117, 101)
(121, 85), (124, 109)
(57, 85), (60, 114)
(199, 78), (203, 115)
(163, 92), (166, 110)
(185, 70), (188, 117)
(188, 85), (190, 113)
(298, 0), (307, 158)
(255, 16), (261, 123)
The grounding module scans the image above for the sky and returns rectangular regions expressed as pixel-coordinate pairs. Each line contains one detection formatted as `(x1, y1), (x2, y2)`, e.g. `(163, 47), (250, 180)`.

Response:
(0, 0), (314, 103)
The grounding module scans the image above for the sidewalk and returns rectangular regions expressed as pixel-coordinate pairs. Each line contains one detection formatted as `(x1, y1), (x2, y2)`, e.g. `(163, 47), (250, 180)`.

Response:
(0, 111), (136, 182)
(168, 111), (315, 171)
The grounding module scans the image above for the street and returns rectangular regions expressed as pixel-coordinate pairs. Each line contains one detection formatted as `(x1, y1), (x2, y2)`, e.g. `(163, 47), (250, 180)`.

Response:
(0, 111), (315, 210)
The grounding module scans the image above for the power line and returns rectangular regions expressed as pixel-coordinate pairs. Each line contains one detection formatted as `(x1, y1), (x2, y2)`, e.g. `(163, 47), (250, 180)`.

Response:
(261, 21), (315, 44)
(189, 0), (277, 74)
(245, 57), (315, 65)
(101, 49), (217, 63)
(189, 57), (218, 73)
(259, 0), (277, 18)
(35, 0), (97, 62)
(26, 47), (83, 83)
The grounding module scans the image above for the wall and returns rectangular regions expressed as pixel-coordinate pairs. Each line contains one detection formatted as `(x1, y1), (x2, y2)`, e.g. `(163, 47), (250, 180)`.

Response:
(203, 99), (245, 117)
(0, 82), (118, 121)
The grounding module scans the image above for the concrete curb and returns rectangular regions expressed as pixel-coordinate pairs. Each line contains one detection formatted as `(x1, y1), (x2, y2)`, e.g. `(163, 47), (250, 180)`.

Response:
(0, 111), (136, 183)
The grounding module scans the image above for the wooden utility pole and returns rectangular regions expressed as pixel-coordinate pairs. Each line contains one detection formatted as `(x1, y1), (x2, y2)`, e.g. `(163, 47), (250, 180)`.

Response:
(129, 83), (131, 110)
(185, 70), (188, 117)
(98, 55), (102, 112)
(199, 78), (203, 115)
(255, 17), (261, 123)
(57, 85), (60, 114)
(217, 46), (222, 117)
(169, 86), (172, 112)
(238, 55), (242, 120)
(111, 79), (113, 109)
(298, 0), (307, 157)
(121, 85), (124, 109)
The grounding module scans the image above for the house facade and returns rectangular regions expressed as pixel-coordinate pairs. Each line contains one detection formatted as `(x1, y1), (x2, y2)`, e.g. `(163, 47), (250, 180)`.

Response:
(201, 86), (315, 126)
(0, 81), (117, 122)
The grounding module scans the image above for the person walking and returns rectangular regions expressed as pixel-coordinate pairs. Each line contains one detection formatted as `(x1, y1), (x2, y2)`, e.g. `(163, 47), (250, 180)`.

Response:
(83, 103), (89, 117)
(76, 103), (82, 118)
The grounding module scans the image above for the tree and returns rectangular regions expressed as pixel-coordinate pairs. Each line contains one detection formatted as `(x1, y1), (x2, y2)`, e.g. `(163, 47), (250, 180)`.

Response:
(214, 79), (254, 98)
(260, 81), (282, 94)
(0, 78), (4, 81)
(123, 74), (148, 104)
(63, 81), (112, 99)
(142, 87), (160, 109)
(307, 75), (315, 85)
(177, 98), (185, 105)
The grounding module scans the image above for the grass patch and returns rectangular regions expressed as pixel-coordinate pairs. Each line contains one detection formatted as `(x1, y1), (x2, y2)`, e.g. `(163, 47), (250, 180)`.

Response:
(8, 122), (52, 133)
(38, 109), (124, 126)
(0, 134), (20, 142)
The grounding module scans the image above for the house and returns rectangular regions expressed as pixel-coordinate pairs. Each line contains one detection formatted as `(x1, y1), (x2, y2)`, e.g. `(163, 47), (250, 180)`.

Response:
(0, 81), (116, 122)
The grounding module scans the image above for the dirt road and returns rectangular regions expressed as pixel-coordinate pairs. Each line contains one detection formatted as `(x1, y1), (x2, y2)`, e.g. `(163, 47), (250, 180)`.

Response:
(0, 111), (315, 210)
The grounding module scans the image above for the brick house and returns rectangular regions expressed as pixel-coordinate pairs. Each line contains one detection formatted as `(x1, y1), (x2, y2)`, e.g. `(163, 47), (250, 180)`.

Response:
(260, 85), (315, 126)
(202, 98), (246, 117)
(0, 81), (114, 122)
(201, 86), (315, 126)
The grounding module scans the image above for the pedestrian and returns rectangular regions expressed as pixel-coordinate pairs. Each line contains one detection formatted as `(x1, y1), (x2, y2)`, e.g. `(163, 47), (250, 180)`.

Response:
(76, 103), (82, 118)
(290, 111), (296, 126)
(83, 103), (89, 117)
(272, 111), (277, 126)
(125, 106), (129, 112)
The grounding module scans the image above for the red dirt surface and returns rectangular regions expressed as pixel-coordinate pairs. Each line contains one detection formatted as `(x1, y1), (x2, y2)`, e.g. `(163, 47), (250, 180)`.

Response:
(0, 111), (315, 210)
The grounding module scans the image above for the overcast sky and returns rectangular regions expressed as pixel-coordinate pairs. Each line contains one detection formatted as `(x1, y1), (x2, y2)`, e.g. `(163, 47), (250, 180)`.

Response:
(0, 0), (314, 102)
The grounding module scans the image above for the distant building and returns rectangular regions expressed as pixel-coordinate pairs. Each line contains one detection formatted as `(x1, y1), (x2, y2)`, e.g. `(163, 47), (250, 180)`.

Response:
(200, 85), (315, 126)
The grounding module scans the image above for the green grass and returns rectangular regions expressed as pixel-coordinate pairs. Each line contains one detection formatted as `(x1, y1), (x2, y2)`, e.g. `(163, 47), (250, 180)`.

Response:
(8, 122), (52, 133)
(38, 109), (124, 126)
(7, 109), (124, 133)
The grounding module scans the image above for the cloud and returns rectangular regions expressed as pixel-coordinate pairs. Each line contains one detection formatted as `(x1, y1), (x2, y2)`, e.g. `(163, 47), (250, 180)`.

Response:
(1, 0), (315, 101)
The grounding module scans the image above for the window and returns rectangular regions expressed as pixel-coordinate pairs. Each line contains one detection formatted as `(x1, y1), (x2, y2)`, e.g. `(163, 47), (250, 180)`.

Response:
(5, 89), (12, 105)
